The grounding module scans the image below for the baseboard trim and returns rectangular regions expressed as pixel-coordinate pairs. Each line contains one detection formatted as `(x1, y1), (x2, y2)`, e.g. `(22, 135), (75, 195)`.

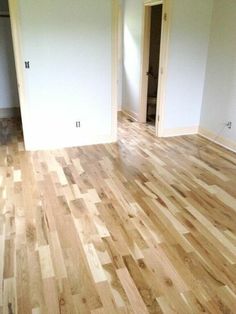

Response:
(199, 127), (236, 153)
(25, 133), (116, 151)
(122, 109), (138, 122)
(161, 126), (199, 137)
(0, 107), (20, 118)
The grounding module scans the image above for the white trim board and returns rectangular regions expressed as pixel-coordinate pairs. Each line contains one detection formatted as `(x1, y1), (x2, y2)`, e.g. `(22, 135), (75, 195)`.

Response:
(144, 1), (163, 6)
(161, 126), (199, 137)
(120, 114), (236, 154)
(111, 0), (119, 142)
(199, 127), (236, 153)
(26, 133), (116, 152)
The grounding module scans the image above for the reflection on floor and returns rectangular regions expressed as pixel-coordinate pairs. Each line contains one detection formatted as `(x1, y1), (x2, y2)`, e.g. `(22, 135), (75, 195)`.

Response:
(1, 114), (236, 313)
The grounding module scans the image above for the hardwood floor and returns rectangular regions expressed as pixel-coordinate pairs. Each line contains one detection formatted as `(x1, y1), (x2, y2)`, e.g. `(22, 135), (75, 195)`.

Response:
(1, 114), (236, 313)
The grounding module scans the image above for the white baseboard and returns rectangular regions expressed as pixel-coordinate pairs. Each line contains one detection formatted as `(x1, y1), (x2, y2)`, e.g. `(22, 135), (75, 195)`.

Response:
(122, 109), (138, 121)
(25, 133), (116, 151)
(199, 127), (236, 153)
(161, 126), (199, 137)
(119, 114), (236, 153)
(0, 107), (20, 118)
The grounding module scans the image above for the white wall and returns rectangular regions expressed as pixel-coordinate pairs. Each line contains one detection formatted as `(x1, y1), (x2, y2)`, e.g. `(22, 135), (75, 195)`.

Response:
(0, 0), (19, 111)
(164, 0), (213, 131)
(122, 0), (143, 118)
(15, 0), (115, 150)
(122, 0), (213, 131)
(200, 0), (236, 145)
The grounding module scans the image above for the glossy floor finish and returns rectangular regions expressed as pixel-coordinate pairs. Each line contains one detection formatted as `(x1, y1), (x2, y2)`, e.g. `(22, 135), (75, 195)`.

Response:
(1, 115), (236, 314)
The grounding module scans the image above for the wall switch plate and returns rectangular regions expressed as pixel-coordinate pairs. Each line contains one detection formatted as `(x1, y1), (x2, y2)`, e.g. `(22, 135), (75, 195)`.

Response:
(76, 121), (81, 128)
(226, 121), (232, 129)
(25, 61), (30, 69)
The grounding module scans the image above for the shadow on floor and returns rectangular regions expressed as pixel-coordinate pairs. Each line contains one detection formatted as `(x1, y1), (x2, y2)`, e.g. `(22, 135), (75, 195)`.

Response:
(0, 118), (22, 145)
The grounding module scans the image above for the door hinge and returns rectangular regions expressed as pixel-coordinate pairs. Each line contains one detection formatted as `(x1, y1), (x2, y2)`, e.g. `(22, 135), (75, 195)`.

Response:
(157, 115), (160, 122)
(164, 13), (167, 21)
(161, 67), (164, 75)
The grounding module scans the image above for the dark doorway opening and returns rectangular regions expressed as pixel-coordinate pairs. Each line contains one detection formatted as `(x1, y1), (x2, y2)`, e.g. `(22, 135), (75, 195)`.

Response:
(146, 4), (163, 125)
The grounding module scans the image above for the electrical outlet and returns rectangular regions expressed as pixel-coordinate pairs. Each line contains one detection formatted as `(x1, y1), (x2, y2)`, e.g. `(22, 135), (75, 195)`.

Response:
(76, 121), (81, 128)
(226, 121), (232, 129)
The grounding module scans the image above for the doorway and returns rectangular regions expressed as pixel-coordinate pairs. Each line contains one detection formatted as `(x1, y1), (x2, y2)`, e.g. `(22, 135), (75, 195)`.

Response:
(139, 0), (170, 136)
(146, 4), (162, 125)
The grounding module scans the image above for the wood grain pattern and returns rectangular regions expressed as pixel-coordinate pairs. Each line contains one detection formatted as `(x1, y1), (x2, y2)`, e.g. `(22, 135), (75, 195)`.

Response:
(0, 114), (236, 313)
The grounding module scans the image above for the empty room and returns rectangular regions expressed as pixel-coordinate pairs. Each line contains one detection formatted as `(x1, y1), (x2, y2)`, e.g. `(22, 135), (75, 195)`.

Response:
(0, 0), (236, 313)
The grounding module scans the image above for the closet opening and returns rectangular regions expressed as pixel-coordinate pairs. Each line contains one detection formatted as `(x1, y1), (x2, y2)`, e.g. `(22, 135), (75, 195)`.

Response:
(0, 0), (22, 146)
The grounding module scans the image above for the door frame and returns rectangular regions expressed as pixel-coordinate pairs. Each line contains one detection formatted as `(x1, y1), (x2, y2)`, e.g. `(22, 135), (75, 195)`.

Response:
(111, 0), (120, 142)
(139, 0), (170, 136)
